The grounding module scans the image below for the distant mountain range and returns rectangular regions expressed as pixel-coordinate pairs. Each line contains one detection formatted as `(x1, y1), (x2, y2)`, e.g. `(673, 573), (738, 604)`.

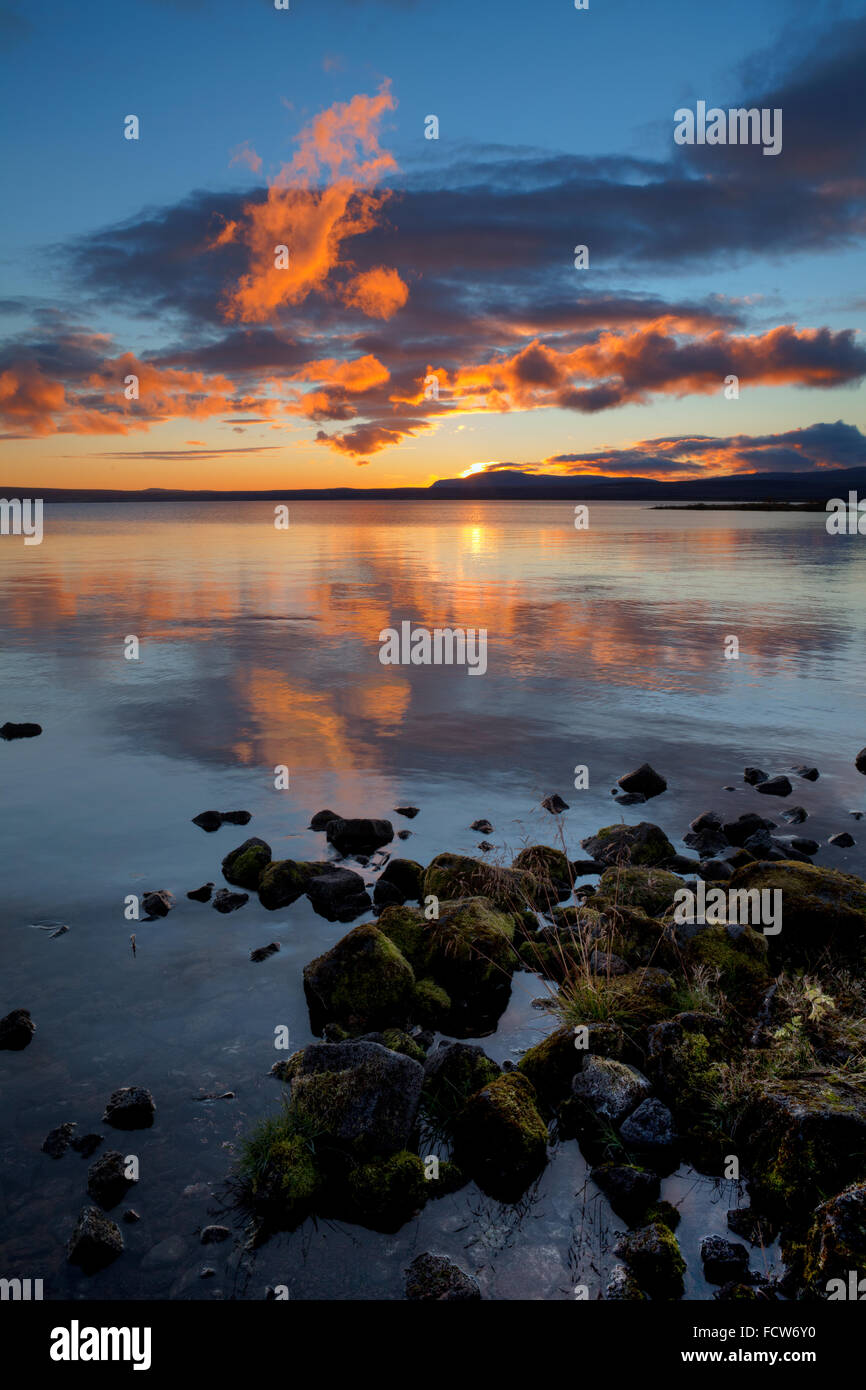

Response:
(3, 467), (866, 503)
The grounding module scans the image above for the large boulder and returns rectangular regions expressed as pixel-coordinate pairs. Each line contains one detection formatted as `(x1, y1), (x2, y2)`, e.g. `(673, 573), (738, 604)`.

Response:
(453, 1072), (548, 1203)
(303, 924), (416, 1033)
(373, 858), (424, 906)
(736, 1077), (866, 1217)
(512, 846), (572, 901)
(325, 817), (394, 857)
(727, 860), (866, 963)
(592, 1163), (660, 1224)
(287, 1040), (423, 1160)
(580, 823), (676, 869)
(222, 837), (272, 889)
(423, 854), (538, 912)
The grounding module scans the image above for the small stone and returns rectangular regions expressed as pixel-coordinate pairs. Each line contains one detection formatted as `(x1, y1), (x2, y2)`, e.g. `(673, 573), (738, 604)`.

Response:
(791, 765), (819, 781)
(123, 1209), (141, 1223)
(829, 832), (855, 848)
(397, 829), (411, 840)
(394, 806), (419, 819)
(405, 1252), (481, 1300)
(87, 1151), (136, 1209)
(701, 1234), (749, 1284)
(780, 806), (808, 824)
(187, 883), (213, 902)
(618, 763), (667, 799)
(142, 890), (175, 918)
(855, 748), (866, 775)
(0, 721), (42, 739)
(67, 1207), (123, 1272)
(755, 776), (792, 797)
(470, 819), (493, 834)
(212, 888), (249, 913)
(541, 793), (569, 814)
(200, 1267), (216, 1278)
(744, 767), (768, 785)
(42, 1122), (77, 1158)
(250, 942), (280, 962)
(71, 1133), (103, 1158)
(0, 1008), (35, 1050)
(200, 1225), (231, 1244)
(477, 840), (494, 852)
(103, 1086), (155, 1130)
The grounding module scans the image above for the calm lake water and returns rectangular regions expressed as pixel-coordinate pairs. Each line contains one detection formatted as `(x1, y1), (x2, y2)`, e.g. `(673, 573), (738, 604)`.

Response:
(1, 499), (864, 1300)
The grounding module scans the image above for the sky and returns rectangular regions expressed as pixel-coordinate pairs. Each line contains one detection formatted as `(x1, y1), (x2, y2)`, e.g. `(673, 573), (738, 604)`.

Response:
(0, 0), (865, 490)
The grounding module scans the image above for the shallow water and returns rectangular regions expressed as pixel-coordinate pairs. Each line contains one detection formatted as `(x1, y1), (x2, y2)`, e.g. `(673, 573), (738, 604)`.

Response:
(1, 499), (863, 1299)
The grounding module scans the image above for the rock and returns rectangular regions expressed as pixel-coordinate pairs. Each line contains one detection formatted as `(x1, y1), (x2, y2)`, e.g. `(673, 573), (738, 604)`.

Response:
(776, 836), (819, 855)
(599, 865), (684, 917)
(42, 1122), (77, 1158)
(581, 822), (676, 869)
(325, 817), (394, 857)
(620, 1098), (677, 1156)
(680, 924), (770, 1009)
(67, 1207), (123, 1272)
(0, 721), (41, 739)
(541, 793), (569, 814)
(803, 1182), (866, 1291)
(571, 858), (603, 874)
(288, 1040), (424, 1160)
(250, 942), (280, 962)
(222, 810), (251, 825)
(780, 806), (808, 824)
(394, 806), (419, 819)
(87, 1151), (136, 1209)
(343, 1150), (430, 1231)
(309, 809), (341, 830)
(792, 766), (819, 781)
(571, 1056), (651, 1125)
(221, 837), (271, 889)
(698, 858), (733, 881)
(470, 818), (493, 833)
(737, 1076), (866, 1216)
(123, 1209), (140, 1223)
(200, 1267), (215, 1278)
(212, 889), (249, 913)
(306, 867), (372, 922)
(728, 860), (866, 962)
(186, 883), (213, 902)
(303, 923), (416, 1032)
(192, 810), (221, 831)
(605, 1264), (646, 1300)
(744, 767), (768, 785)
(103, 1086), (155, 1130)
(258, 859), (327, 910)
(589, 949), (630, 975)
(743, 828), (775, 856)
(856, 748), (866, 775)
(690, 811), (724, 833)
(405, 1252), (481, 1300)
(477, 840), (494, 852)
(618, 763), (667, 799)
(71, 1133), (103, 1158)
(756, 776), (792, 797)
(722, 813), (777, 845)
(851, 812), (864, 820)
(684, 827), (730, 857)
(453, 1072), (548, 1202)
(422, 853), (537, 912)
(614, 792), (647, 806)
(829, 832), (856, 848)
(726, 1207), (776, 1246)
(200, 1225), (231, 1244)
(592, 1164), (660, 1223)
(701, 1235), (749, 1284)
(142, 890), (174, 919)
(614, 1221), (685, 1299)
(513, 845), (572, 900)
(422, 1042), (500, 1123)
(374, 858), (424, 905)
(397, 829), (412, 840)
(0, 1008), (35, 1050)
(388, 896), (516, 1032)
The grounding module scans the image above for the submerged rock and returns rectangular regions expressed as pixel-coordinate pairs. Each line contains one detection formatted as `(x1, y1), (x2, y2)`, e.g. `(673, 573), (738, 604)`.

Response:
(200, 1224), (231, 1244)
(288, 1040), (424, 1160)
(103, 1086), (155, 1130)
(0, 721), (41, 739)
(192, 810), (251, 831)
(453, 1071), (548, 1203)
(250, 942), (280, 962)
(42, 1122), (77, 1158)
(394, 806), (420, 819)
(791, 765), (819, 781)
(325, 817), (394, 856)
(212, 889), (249, 914)
(580, 822), (676, 868)
(618, 763), (667, 799)
(221, 837), (271, 889)
(0, 1008), (35, 1050)
(405, 1252), (481, 1300)
(67, 1207), (123, 1272)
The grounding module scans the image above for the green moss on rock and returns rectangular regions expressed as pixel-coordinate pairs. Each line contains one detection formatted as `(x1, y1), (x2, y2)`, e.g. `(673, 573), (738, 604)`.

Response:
(454, 1071), (548, 1203)
(614, 1220), (686, 1299)
(345, 1150), (427, 1231)
(598, 866), (684, 918)
(303, 925), (416, 1033)
(222, 837), (272, 890)
(423, 854), (539, 912)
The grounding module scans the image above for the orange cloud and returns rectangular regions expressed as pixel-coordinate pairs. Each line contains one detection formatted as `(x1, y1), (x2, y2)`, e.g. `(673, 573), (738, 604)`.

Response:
(215, 83), (403, 325)
(230, 142), (263, 175)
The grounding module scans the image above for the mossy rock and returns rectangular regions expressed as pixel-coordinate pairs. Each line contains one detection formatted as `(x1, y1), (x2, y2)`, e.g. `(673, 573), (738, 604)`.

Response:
(453, 1071), (548, 1203)
(512, 846), (572, 901)
(377, 903), (429, 972)
(598, 866), (684, 919)
(271, 1050), (305, 1083)
(222, 837), (272, 890)
(646, 1200), (682, 1232)
(425, 897), (517, 1025)
(614, 1220), (685, 1299)
(259, 858), (328, 910)
(287, 1040), (423, 1161)
(598, 967), (677, 1027)
(518, 1026), (582, 1106)
(581, 823), (676, 869)
(303, 925), (416, 1033)
(803, 1182), (866, 1294)
(681, 924), (769, 1009)
(423, 854), (539, 912)
(238, 1122), (322, 1229)
(412, 977), (451, 1028)
(736, 1077), (866, 1219)
(422, 1041), (500, 1127)
(727, 861), (866, 964)
(344, 1150), (428, 1232)
(646, 1012), (729, 1161)
(381, 1028), (427, 1064)
(592, 1163), (660, 1224)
